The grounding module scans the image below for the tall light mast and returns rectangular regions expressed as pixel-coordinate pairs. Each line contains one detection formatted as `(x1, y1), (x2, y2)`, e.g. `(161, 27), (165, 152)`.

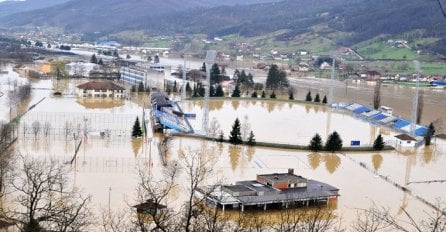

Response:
(202, 50), (217, 135)
(411, 60), (421, 136)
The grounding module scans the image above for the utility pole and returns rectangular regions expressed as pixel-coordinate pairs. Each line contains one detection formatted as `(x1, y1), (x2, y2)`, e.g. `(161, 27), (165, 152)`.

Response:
(328, 58), (335, 106)
(182, 44), (191, 101)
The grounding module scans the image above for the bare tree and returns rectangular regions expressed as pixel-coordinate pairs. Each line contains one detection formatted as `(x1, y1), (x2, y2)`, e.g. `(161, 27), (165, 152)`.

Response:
(373, 80), (381, 110)
(63, 121), (72, 139)
(6, 156), (92, 231)
(31, 121), (40, 139)
(208, 117), (221, 139)
(43, 122), (51, 138)
(241, 115), (251, 141)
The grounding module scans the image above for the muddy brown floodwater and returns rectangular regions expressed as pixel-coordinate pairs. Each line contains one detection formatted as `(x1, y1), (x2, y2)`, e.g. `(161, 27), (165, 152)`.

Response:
(3, 67), (446, 231)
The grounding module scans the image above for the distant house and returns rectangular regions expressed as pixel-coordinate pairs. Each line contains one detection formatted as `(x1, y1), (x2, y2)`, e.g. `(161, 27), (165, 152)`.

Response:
(395, 134), (417, 148)
(76, 81), (126, 98)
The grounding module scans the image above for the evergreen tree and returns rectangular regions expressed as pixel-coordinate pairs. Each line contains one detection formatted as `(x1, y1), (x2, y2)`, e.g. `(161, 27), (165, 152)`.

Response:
(201, 62), (207, 72)
(210, 63), (221, 84)
(229, 118), (243, 145)
(314, 93), (321, 103)
(266, 64), (288, 90)
(186, 82), (192, 93)
(251, 91), (258, 98)
(215, 85), (224, 97)
(210, 85), (216, 97)
(373, 134), (385, 150)
(126, 54), (131, 59)
(309, 133), (323, 152)
(98, 58), (104, 65)
(289, 92), (294, 100)
(322, 95), (328, 104)
(305, 91), (312, 101)
(138, 82), (144, 92)
(231, 84), (241, 97)
(261, 91), (266, 98)
(90, 54), (98, 64)
(173, 81), (178, 93)
(425, 122), (436, 146)
(247, 131), (256, 146)
(154, 55), (160, 63)
(270, 91), (276, 99)
(132, 117), (143, 137)
(325, 131), (343, 153)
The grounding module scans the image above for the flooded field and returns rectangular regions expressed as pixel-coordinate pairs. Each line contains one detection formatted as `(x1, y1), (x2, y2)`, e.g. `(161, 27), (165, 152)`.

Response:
(1, 65), (446, 230)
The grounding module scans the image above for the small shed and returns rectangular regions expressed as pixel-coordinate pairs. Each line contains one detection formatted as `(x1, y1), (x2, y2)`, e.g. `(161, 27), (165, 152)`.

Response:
(133, 199), (167, 216)
(395, 134), (417, 148)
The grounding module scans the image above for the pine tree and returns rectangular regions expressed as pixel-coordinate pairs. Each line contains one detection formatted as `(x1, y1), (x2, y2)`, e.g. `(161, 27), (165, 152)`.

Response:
(210, 63), (221, 84)
(309, 133), (323, 152)
(373, 134), (385, 150)
(314, 93), (321, 103)
(132, 117), (143, 137)
(251, 91), (258, 98)
(138, 82), (144, 92)
(154, 55), (160, 63)
(231, 84), (241, 97)
(98, 58), (104, 65)
(270, 91), (276, 99)
(322, 95), (328, 104)
(90, 54), (98, 64)
(229, 118), (242, 145)
(289, 92), (294, 100)
(201, 62), (207, 72)
(186, 82), (192, 93)
(325, 131), (343, 153)
(261, 91), (266, 98)
(247, 131), (256, 146)
(305, 91), (312, 101)
(425, 122), (436, 146)
(215, 85), (224, 97)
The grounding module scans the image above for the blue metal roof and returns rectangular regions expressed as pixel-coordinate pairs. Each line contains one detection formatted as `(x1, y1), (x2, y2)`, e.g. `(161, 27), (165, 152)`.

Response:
(415, 127), (428, 136)
(353, 106), (370, 114)
(393, 119), (411, 129)
(372, 114), (387, 121)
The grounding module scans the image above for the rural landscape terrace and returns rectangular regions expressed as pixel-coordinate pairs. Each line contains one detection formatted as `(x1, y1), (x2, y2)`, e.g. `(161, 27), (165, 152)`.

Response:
(0, 0), (445, 231)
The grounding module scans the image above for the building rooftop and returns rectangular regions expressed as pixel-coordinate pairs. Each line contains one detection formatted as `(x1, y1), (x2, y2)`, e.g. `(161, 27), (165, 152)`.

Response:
(77, 81), (125, 91)
(151, 92), (171, 107)
(257, 172), (307, 184)
(395, 134), (417, 141)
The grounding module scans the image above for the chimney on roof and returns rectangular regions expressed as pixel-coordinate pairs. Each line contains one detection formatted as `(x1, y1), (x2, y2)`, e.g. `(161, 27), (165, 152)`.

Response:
(288, 168), (294, 175)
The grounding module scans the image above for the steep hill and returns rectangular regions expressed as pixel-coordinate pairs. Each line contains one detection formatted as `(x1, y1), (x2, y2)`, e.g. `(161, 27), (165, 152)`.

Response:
(1, 0), (446, 54)
(0, 0), (70, 17)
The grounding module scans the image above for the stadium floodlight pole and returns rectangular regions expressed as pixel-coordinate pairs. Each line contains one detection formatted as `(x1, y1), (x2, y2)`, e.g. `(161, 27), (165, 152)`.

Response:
(202, 50), (217, 135)
(182, 44), (191, 101)
(411, 60), (421, 137)
(328, 57), (335, 106)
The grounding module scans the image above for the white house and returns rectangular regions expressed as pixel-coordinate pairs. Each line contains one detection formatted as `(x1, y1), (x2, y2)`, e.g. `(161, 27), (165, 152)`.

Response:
(76, 81), (126, 98)
(394, 134), (417, 148)
(66, 62), (98, 77)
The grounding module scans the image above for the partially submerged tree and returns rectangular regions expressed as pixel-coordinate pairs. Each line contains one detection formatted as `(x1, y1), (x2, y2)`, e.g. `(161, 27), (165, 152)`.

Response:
(373, 134), (385, 150)
(231, 84), (241, 97)
(314, 93), (321, 103)
(229, 118), (242, 145)
(309, 133), (323, 152)
(306, 91), (312, 102)
(425, 122), (436, 146)
(325, 131), (343, 153)
(132, 117), (143, 138)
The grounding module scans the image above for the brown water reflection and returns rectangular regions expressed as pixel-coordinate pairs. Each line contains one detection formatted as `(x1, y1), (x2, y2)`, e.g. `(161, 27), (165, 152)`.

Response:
(323, 154), (341, 174)
(372, 154), (383, 171)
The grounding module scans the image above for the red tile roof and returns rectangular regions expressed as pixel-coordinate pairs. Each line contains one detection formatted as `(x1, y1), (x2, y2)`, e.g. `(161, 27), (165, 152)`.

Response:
(77, 81), (125, 91)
